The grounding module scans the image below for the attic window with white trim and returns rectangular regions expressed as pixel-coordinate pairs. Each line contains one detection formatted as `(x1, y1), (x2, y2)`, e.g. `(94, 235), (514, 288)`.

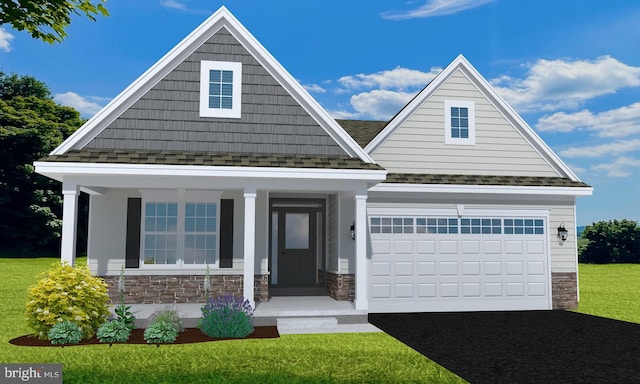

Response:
(199, 61), (242, 118)
(444, 100), (475, 145)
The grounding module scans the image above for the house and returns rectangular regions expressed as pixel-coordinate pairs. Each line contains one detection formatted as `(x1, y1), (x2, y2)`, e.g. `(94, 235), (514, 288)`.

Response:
(35, 6), (592, 313)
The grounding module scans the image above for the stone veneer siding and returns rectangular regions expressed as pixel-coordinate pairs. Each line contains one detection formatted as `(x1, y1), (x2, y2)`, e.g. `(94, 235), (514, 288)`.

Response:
(551, 272), (578, 310)
(103, 274), (270, 304)
(325, 272), (355, 301)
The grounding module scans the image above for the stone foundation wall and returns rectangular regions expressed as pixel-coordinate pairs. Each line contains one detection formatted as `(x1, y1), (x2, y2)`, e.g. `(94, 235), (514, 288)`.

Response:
(254, 274), (270, 303)
(103, 274), (269, 304)
(551, 272), (578, 310)
(325, 272), (355, 301)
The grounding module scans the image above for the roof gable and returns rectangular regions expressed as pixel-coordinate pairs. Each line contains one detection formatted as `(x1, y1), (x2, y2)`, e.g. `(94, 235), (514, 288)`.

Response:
(364, 55), (581, 181)
(52, 7), (373, 162)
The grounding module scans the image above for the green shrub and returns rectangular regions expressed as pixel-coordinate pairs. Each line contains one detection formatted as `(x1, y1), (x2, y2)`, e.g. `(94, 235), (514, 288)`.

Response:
(198, 294), (254, 338)
(96, 320), (132, 344)
(143, 320), (178, 344)
(25, 262), (111, 339)
(48, 321), (83, 345)
(149, 306), (184, 332)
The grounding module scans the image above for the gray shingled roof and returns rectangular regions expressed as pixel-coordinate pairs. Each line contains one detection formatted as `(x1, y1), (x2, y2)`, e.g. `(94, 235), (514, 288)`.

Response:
(337, 119), (388, 147)
(385, 173), (591, 188)
(40, 149), (384, 170)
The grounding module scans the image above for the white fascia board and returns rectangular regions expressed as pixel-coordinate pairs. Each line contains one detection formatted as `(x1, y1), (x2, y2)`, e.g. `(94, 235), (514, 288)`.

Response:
(369, 182), (593, 197)
(454, 56), (581, 181)
(34, 161), (387, 182)
(221, 11), (374, 163)
(364, 54), (583, 182)
(364, 56), (463, 154)
(51, 7), (234, 155)
(50, 7), (374, 165)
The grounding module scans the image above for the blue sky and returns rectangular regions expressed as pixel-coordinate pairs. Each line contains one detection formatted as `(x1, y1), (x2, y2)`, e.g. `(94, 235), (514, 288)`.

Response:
(1, 0), (639, 226)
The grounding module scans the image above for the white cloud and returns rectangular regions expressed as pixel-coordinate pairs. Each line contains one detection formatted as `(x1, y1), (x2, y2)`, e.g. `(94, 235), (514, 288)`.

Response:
(349, 90), (416, 120)
(382, 0), (495, 20)
(338, 66), (441, 91)
(592, 157), (640, 178)
(54, 92), (107, 117)
(160, 0), (186, 10)
(303, 83), (326, 93)
(328, 66), (442, 120)
(493, 56), (640, 113)
(560, 139), (640, 158)
(0, 27), (15, 52)
(536, 102), (640, 138)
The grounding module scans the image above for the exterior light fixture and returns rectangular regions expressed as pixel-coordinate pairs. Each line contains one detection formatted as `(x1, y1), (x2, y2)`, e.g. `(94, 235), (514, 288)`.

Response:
(557, 223), (568, 242)
(350, 224), (356, 240)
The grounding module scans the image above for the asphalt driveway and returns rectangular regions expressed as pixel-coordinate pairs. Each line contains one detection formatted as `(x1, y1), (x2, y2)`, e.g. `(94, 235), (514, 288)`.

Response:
(368, 311), (640, 384)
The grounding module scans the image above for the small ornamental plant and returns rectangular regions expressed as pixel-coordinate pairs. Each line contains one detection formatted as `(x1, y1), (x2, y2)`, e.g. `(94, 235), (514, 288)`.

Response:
(148, 307), (184, 333)
(143, 320), (178, 346)
(203, 265), (211, 300)
(198, 293), (254, 338)
(25, 262), (110, 340)
(96, 320), (132, 345)
(48, 321), (83, 346)
(114, 266), (136, 330)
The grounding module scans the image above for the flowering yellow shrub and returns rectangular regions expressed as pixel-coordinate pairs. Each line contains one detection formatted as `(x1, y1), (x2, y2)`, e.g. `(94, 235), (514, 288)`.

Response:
(25, 262), (110, 340)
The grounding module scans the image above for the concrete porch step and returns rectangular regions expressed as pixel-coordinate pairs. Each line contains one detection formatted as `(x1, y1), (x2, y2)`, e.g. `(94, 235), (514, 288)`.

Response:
(277, 317), (338, 329)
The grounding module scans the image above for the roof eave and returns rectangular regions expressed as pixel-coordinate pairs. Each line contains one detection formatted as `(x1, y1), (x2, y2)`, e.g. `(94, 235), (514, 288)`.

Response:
(369, 182), (593, 197)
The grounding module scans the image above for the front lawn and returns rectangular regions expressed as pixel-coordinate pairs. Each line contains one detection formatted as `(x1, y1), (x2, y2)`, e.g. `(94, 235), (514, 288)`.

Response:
(0, 258), (465, 384)
(576, 263), (640, 324)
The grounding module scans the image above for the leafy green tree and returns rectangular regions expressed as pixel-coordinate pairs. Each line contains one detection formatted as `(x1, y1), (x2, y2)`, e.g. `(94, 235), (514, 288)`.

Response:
(0, 73), (84, 253)
(0, 0), (109, 44)
(579, 219), (640, 264)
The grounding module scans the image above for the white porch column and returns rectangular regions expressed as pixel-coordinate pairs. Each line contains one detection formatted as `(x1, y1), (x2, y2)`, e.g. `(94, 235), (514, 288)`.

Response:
(354, 193), (368, 310)
(243, 188), (257, 308)
(60, 182), (80, 266)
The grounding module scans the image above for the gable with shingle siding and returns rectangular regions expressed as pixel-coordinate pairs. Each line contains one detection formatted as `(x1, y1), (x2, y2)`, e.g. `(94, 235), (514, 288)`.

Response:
(83, 28), (348, 157)
(370, 69), (560, 177)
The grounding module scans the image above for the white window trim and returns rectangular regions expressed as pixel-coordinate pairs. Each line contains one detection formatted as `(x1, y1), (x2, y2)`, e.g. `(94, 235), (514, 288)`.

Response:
(199, 60), (242, 118)
(140, 190), (222, 269)
(444, 100), (475, 145)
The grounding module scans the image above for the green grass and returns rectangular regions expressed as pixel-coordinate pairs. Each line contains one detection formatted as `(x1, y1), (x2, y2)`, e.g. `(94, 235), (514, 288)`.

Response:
(0, 258), (465, 384)
(576, 263), (640, 324)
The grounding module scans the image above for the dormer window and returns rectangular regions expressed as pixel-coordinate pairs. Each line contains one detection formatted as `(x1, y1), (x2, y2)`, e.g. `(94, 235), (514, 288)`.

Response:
(199, 61), (242, 118)
(444, 100), (475, 145)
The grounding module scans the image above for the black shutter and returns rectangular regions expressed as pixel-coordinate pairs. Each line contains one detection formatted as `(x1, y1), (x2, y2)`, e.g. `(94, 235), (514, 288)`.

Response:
(125, 198), (141, 268)
(219, 199), (234, 268)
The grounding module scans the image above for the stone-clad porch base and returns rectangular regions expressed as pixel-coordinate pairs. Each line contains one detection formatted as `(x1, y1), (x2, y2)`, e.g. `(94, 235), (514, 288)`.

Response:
(103, 274), (270, 304)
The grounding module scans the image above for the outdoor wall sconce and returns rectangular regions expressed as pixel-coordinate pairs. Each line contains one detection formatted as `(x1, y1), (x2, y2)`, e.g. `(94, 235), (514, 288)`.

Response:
(557, 223), (568, 242)
(350, 223), (356, 240)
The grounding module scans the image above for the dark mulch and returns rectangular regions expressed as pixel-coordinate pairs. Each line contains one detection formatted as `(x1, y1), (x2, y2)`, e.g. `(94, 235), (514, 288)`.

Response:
(369, 311), (640, 384)
(9, 326), (279, 347)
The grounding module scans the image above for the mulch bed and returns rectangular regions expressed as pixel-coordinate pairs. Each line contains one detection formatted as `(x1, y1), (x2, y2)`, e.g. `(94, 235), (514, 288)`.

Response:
(369, 311), (640, 384)
(9, 326), (279, 347)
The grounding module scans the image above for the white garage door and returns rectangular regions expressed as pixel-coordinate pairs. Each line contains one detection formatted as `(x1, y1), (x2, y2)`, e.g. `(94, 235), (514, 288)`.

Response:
(368, 209), (551, 312)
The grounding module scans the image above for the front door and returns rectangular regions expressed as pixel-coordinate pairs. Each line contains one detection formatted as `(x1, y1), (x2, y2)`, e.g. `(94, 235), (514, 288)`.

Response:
(270, 199), (325, 295)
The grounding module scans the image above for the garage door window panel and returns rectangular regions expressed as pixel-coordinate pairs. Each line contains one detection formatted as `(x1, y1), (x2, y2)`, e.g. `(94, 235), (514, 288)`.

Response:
(416, 217), (458, 234)
(461, 218), (502, 234)
(504, 219), (544, 235)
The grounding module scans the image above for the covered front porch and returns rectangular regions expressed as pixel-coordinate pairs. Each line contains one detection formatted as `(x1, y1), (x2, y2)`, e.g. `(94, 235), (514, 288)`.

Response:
(35, 154), (386, 312)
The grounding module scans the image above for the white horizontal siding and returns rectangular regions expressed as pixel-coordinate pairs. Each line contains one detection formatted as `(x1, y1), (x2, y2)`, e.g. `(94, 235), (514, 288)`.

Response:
(549, 205), (578, 272)
(372, 70), (559, 177)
